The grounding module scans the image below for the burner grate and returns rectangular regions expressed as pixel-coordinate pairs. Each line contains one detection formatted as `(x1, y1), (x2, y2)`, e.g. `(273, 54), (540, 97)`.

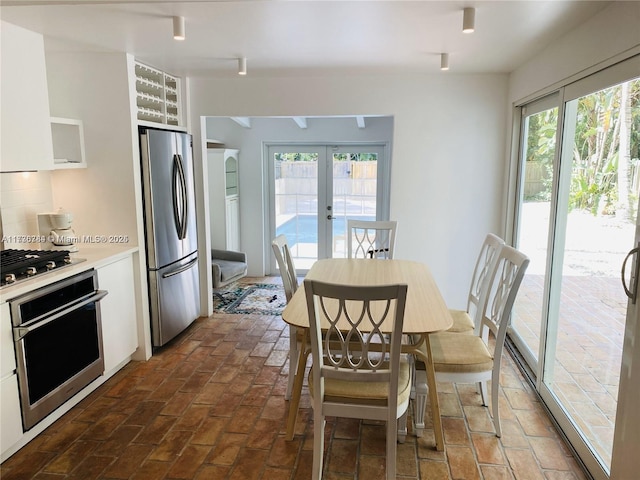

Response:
(1, 249), (71, 285)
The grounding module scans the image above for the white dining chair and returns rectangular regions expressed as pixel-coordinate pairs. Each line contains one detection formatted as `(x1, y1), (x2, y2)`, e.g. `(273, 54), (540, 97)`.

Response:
(448, 233), (505, 334)
(347, 219), (397, 259)
(414, 244), (529, 437)
(271, 234), (302, 400)
(304, 279), (410, 480)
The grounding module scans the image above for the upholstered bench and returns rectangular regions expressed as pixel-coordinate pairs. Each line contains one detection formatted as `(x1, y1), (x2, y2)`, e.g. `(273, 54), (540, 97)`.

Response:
(211, 249), (248, 289)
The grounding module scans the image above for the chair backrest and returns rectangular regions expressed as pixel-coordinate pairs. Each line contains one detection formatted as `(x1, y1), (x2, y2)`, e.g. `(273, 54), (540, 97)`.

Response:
(304, 279), (408, 393)
(467, 233), (505, 327)
(271, 234), (299, 301)
(347, 220), (398, 259)
(478, 244), (529, 354)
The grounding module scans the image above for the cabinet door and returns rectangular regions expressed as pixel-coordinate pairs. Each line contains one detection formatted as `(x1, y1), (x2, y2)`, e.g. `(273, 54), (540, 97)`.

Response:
(98, 256), (138, 372)
(225, 196), (240, 251)
(1, 21), (53, 172)
(0, 303), (16, 378)
(207, 148), (240, 250)
(1, 375), (23, 455)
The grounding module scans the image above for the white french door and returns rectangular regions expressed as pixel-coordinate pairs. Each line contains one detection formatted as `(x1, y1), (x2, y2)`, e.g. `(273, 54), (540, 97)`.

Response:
(267, 144), (388, 272)
(510, 56), (640, 479)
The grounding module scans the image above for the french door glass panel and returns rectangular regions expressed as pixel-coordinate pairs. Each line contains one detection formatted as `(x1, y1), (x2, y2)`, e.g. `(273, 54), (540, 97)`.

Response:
(512, 69), (640, 479)
(272, 147), (321, 271)
(329, 146), (384, 258)
(271, 145), (386, 272)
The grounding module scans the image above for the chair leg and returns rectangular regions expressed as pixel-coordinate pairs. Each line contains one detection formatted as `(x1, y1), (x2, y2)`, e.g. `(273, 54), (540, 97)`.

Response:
(413, 365), (428, 438)
(409, 357), (417, 401)
(491, 375), (501, 437)
(386, 415), (398, 480)
(397, 410), (408, 443)
(285, 326), (298, 400)
(313, 411), (325, 480)
(479, 380), (488, 406)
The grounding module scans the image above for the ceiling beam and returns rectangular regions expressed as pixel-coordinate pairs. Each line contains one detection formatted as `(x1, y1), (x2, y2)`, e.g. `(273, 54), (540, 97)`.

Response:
(356, 116), (366, 129)
(231, 117), (251, 128)
(292, 117), (307, 129)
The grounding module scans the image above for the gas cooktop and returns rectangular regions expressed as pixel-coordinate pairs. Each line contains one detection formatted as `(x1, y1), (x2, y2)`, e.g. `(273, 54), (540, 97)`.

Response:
(0, 249), (81, 288)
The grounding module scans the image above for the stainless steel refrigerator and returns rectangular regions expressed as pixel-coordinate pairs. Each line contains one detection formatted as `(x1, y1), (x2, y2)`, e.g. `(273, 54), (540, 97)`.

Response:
(139, 127), (200, 347)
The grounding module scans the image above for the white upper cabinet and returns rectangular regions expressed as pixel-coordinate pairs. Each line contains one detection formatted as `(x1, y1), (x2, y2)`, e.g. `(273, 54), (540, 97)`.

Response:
(1, 21), (53, 172)
(50, 117), (86, 169)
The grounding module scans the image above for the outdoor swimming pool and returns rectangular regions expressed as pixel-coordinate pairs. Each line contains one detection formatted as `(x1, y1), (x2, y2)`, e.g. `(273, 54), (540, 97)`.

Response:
(276, 214), (372, 247)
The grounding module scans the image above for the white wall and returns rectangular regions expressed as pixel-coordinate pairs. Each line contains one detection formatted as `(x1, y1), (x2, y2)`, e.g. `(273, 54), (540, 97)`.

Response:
(45, 51), (139, 243)
(189, 73), (508, 307)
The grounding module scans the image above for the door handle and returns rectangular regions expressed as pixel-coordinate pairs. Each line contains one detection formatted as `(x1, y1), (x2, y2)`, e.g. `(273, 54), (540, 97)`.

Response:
(621, 242), (640, 304)
(176, 154), (188, 240)
(171, 155), (182, 238)
(327, 215), (333, 220)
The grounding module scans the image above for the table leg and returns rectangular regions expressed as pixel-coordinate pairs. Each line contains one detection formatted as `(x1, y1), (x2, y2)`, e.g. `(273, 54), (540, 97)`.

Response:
(423, 334), (445, 451)
(286, 329), (308, 440)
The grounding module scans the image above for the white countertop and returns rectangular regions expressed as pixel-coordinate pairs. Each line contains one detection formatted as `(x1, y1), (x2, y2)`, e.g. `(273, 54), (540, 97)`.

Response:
(0, 245), (139, 303)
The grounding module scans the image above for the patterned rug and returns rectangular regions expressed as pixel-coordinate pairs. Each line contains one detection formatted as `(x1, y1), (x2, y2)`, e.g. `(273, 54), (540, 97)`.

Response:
(213, 282), (287, 315)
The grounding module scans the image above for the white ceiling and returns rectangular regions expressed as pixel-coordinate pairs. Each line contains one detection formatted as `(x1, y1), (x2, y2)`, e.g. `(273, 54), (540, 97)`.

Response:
(0, 0), (611, 77)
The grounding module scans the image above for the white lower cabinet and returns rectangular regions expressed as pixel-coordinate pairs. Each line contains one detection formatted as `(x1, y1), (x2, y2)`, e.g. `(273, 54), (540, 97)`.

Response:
(1, 375), (23, 454)
(0, 302), (21, 453)
(0, 303), (15, 378)
(97, 255), (138, 373)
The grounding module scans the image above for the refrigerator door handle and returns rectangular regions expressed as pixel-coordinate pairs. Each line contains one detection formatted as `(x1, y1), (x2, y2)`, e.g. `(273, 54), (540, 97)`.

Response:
(177, 154), (188, 240)
(172, 154), (188, 240)
(162, 256), (198, 278)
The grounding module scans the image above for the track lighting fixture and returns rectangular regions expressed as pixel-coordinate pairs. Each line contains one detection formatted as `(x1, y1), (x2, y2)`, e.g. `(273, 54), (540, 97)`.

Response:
(440, 53), (449, 71)
(463, 7), (475, 33)
(238, 57), (247, 75)
(173, 16), (185, 40)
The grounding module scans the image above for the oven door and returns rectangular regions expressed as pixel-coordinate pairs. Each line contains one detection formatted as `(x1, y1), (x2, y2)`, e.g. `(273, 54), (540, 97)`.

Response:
(10, 270), (108, 431)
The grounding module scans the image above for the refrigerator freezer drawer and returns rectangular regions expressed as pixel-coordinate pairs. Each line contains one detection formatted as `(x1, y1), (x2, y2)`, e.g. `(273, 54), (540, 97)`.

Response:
(148, 253), (200, 347)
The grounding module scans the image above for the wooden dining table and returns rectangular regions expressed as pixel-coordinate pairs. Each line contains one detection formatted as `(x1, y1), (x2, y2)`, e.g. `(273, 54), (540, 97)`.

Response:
(281, 258), (452, 451)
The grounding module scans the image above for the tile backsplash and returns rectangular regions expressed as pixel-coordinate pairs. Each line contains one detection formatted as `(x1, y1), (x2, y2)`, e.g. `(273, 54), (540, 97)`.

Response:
(1, 171), (54, 249)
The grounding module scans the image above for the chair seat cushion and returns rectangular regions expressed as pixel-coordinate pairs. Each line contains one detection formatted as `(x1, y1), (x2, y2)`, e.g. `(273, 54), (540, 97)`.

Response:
(308, 359), (411, 407)
(447, 309), (475, 333)
(429, 332), (493, 374)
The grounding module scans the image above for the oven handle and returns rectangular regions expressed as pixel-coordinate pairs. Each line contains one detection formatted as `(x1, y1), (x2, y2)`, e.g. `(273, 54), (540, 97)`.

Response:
(13, 290), (108, 341)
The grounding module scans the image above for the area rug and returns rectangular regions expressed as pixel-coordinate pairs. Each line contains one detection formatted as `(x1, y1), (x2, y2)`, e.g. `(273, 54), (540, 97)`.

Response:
(213, 282), (287, 315)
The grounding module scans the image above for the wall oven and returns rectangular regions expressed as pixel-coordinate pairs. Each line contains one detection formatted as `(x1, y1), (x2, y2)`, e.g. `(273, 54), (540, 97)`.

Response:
(9, 269), (108, 431)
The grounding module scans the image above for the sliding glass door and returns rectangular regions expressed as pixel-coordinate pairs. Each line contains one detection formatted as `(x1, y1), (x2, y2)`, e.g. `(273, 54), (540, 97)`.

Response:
(511, 57), (640, 479)
(268, 144), (388, 272)
(510, 93), (560, 370)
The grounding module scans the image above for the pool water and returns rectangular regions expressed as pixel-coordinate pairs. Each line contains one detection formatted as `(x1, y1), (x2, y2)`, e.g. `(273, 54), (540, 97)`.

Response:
(276, 215), (372, 247)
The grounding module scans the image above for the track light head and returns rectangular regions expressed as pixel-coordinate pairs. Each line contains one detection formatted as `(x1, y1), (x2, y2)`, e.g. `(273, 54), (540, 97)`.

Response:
(440, 53), (449, 71)
(238, 57), (247, 75)
(463, 7), (475, 33)
(173, 16), (185, 40)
